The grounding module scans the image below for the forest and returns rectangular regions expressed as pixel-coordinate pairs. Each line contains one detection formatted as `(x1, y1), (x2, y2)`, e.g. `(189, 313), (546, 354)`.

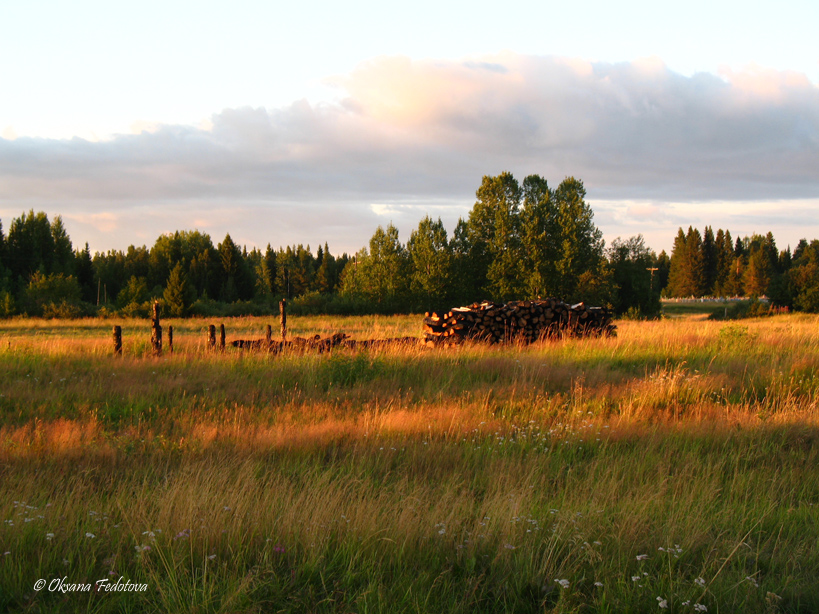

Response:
(1, 172), (818, 318)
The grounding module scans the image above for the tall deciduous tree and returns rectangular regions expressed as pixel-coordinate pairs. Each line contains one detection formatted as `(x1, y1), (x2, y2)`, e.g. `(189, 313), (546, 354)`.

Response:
(467, 172), (525, 301)
(341, 224), (409, 308)
(407, 216), (452, 307)
(551, 177), (606, 301)
(520, 174), (555, 298)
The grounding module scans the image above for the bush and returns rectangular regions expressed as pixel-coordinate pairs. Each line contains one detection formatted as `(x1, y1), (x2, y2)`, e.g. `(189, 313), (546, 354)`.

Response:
(23, 272), (83, 317)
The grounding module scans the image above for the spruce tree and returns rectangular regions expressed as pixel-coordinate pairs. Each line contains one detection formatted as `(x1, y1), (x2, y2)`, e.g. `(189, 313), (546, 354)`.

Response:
(701, 226), (717, 296)
(163, 262), (191, 317)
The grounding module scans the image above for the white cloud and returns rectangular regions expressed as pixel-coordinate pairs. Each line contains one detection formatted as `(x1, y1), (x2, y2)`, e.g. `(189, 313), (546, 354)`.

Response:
(1, 54), (817, 253)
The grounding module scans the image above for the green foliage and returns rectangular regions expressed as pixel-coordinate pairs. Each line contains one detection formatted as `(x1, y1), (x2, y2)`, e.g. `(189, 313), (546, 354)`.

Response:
(668, 227), (705, 297)
(5, 200), (818, 318)
(163, 262), (194, 317)
(6, 210), (56, 284)
(788, 239), (819, 312)
(0, 291), (15, 317)
(551, 177), (606, 302)
(407, 216), (453, 307)
(607, 235), (660, 316)
(117, 275), (151, 308)
(468, 172), (526, 301)
(22, 271), (83, 317)
(341, 224), (410, 309)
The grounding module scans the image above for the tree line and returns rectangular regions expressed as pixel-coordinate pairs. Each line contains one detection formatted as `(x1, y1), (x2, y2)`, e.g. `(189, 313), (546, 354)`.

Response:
(665, 226), (819, 311)
(1, 173), (817, 318)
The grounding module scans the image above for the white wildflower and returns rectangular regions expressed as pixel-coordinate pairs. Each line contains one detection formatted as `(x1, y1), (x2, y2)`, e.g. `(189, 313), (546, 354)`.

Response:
(657, 597), (668, 609)
(695, 577), (706, 587)
(594, 581), (604, 587)
(555, 579), (570, 589)
(636, 554), (649, 561)
(85, 532), (95, 538)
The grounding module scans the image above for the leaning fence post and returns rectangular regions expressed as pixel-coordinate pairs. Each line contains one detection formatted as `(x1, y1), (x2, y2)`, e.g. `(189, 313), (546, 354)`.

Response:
(219, 324), (226, 351)
(280, 299), (287, 342)
(150, 301), (162, 356)
(112, 325), (122, 356)
(168, 325), (174, 353)
(207, 324), (216, 350)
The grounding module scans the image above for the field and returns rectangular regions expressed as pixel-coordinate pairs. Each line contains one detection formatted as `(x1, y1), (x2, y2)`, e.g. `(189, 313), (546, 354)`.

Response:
(1, 314), (818, 613)
(660, 300), (741, 319)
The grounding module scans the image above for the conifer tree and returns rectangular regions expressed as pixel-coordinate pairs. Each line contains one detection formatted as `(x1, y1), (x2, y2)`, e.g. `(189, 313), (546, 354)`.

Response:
(163, 262), (192, 317)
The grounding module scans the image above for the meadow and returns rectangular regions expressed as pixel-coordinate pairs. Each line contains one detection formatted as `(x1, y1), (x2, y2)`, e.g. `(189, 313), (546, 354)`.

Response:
(1, 313), (818, 613)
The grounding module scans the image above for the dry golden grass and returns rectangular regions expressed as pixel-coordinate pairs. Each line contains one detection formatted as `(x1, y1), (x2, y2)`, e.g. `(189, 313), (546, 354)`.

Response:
(2, 313), (819, 613)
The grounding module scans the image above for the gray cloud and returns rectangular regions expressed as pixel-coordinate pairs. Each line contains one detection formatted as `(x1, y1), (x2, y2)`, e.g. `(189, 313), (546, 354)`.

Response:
(1, 54), (817, 252)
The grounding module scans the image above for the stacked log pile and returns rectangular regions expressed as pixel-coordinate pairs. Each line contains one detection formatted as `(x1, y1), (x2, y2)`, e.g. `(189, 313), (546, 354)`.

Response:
(422, 299), (616, 347)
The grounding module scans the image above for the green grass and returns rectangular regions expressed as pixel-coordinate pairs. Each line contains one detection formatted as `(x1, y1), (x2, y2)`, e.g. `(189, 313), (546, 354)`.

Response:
(660, 299), (746, 318)
(1, 314), (818, 612)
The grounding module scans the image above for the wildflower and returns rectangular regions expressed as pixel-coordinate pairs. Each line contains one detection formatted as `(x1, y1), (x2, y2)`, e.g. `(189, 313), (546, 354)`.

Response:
(632, 576), (641, 582)
(555, 579), (570, 589)
(636, 554), (649, 561)
(135, 545), (151, 552)
(694, 605), (708, 612)
(504, 544), (516, 550)
(594, 581), (604, 587)
(86, 533), (95, 538)
(695, 577), (706, 587)
(207, 554), (217, 560)
(46, 533), (55, 540)
(657, 597), (668, 609)
(273, 545), (285, 554)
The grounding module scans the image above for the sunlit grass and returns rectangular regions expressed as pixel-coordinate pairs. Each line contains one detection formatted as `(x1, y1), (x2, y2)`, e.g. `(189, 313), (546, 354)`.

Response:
(1, 313), (818, 612)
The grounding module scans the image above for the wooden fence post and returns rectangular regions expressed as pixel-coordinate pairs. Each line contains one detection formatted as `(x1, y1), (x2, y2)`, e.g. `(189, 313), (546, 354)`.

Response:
(280, 299), (287, 342)
(150, 301), (162, 355)
(265, 324), (272, 344)
(168, 325), (174, 353)
(208, 325), (216, 350)
(112, 325), (122, 356)
(219, 324), (226, 351)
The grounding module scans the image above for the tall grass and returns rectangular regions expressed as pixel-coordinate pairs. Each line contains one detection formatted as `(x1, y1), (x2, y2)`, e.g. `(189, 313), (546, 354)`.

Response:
(1, 314), (818, 612)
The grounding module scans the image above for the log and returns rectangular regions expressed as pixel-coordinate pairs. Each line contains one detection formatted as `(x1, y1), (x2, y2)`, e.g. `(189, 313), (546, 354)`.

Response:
(112, 325), (122, 356)
(150, 301), (162, 355)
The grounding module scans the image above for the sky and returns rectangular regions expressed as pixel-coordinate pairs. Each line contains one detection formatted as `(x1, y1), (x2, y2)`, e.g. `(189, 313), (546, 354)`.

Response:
(1, 0), (817, 256)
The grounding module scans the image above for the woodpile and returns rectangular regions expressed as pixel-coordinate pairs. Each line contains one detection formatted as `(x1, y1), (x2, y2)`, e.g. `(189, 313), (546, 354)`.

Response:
(422, 299), (616, 347)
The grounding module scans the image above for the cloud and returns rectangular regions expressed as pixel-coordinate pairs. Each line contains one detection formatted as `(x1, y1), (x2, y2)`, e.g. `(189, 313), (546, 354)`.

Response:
(1, 53), (817, 252)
